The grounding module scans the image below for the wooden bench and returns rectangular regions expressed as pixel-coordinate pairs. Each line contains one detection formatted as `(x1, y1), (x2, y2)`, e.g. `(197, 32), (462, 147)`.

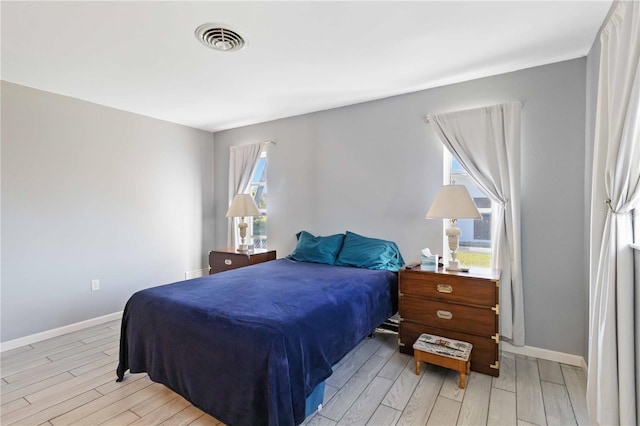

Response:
(413, 333), (473, 389)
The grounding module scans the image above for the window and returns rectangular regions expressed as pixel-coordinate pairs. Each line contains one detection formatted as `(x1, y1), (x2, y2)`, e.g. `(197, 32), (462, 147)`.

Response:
(444, 151), (492, 267)
(248, 151), (267, 249)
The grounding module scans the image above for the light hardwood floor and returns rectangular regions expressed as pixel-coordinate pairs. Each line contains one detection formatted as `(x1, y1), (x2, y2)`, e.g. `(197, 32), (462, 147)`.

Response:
(1, 320), (588, 425)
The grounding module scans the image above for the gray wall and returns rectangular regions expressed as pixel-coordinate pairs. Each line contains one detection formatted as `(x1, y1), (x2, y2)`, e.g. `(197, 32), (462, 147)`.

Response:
(1, 81), (215, 342)
(214, 59), (588, 357)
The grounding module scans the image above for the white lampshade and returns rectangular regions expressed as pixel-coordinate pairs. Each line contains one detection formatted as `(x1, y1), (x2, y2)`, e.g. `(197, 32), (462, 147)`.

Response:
(226, 193), (260, 218)
(426, 185), (481, 220)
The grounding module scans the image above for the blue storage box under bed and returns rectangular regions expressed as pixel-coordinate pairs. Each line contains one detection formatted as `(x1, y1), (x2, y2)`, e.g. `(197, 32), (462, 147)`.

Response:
(305, 380), (325, 417)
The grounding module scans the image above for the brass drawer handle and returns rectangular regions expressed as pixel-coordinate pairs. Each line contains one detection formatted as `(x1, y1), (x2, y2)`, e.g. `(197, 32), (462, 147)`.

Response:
(224, 259), (233, 265)
(436, 284), (453, 293)
(436, 310), (453, 320)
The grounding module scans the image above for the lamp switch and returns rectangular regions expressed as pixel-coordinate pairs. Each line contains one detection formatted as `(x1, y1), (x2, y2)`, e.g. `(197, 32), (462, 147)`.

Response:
(91, 279), (100, 291)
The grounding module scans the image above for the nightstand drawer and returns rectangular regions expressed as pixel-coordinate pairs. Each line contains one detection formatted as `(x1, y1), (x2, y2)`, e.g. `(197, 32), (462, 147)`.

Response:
(209, 252), (250, 271)
(400, 296), (496, 337)
(208, 249), (277, 274)
(399, 321), (499, 376)
(246, 251), (278, 265)
(400, 270), (496, 307)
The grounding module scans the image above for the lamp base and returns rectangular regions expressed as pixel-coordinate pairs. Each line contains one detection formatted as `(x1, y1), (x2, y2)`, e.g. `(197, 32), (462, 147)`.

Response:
(446, 261), (470, 272)
(446, 259), (470, 272)
(446, 267), (470, 272)
(237, 244), (249, 253)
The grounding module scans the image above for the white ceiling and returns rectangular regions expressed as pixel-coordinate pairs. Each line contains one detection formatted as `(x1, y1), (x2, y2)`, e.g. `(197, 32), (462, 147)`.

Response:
(1, 1), (612, 132)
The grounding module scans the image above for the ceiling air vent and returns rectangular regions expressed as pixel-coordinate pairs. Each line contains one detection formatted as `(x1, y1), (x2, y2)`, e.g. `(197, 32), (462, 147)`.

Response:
(195, 24), (245, 52)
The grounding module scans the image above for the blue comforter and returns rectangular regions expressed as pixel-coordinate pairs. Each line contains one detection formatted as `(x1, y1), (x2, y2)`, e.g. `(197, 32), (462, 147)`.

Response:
(116, 259), (397, 425)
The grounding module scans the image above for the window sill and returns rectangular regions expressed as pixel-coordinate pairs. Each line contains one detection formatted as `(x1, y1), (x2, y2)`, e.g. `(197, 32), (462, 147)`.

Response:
(631, 243), (640, 251)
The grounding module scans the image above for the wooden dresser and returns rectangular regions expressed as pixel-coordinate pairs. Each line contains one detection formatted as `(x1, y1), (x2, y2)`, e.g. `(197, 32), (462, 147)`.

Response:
(208, 248), (276, 274)
(398, 266), (501, 376)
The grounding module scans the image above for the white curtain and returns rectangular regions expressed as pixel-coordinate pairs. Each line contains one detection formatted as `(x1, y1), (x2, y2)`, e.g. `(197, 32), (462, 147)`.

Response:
(227, 142), (265, 248)
(587, 2), (640, 425)
(429, 101), (525, 346)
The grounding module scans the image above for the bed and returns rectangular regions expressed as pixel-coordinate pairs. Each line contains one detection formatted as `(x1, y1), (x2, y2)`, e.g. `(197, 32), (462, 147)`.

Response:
(116, 258), (399, 425)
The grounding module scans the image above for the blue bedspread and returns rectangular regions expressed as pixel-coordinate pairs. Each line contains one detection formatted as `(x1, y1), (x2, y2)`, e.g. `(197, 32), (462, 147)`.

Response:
(117, 259), (397, 426)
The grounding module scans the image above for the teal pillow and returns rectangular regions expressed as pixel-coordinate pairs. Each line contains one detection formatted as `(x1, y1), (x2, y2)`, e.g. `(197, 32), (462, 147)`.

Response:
(287, 231), (345, 265)
(335, 231), (405, 272)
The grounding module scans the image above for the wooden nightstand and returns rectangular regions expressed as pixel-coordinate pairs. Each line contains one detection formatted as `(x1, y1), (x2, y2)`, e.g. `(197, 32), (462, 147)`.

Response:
(398, 266), (501, 376)
(208, 248), (276, 274)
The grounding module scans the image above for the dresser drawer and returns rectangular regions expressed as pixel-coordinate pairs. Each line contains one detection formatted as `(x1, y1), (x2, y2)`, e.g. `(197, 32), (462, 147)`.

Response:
(400, 295), (497, 337)
(400, 270), (496, 307)
(399, 321), (499, 376)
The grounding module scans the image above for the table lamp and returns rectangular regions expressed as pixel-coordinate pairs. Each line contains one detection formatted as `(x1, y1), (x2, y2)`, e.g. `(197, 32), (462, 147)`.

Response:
(426, 185), (481, 271)
(226, 193), (261, 252)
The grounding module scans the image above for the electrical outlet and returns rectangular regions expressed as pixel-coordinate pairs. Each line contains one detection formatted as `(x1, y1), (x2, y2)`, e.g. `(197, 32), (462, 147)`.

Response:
(91, 279), (100, 291)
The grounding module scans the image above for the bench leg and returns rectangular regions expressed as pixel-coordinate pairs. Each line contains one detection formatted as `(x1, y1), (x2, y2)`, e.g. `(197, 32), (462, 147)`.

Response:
(415, 359), (421, 375)
(459, 371), (466, 389)
(458, 360), (471, 389)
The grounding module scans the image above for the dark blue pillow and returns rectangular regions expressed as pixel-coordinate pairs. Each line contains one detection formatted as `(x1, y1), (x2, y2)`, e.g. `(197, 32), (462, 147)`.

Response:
(287, 231), (345, 265)
(334, 231), (405, 272)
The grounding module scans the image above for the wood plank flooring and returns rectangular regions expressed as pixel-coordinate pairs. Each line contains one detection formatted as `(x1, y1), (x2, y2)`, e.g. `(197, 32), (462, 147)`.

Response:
(1, 320), (589, 425)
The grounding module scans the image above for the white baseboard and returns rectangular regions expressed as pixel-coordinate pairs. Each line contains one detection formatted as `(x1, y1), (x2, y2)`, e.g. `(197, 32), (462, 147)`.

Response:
(185, 268), (209, 279)
(503, 341), (588, 372)
(0, 311), (123, 353)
